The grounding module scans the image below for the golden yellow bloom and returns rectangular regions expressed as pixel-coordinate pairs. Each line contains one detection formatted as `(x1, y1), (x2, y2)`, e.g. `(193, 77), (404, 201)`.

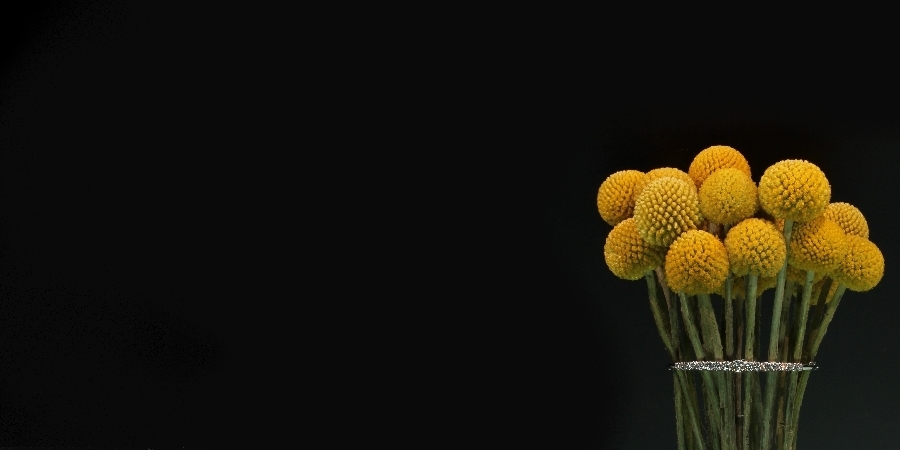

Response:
(758, 160), (831, 222)
(699, 168), (758, 225)
(719, 275), (778, 299)
(604, 218), (667, 280)
(597, 170), (646, 226)
(724, 218), (786, 278)
(823, 202), (869, 239)
(831, 235), (884, 292)
(633, 167), (695, 200)
(786, 263), (826, 284)
(788, 216), (848, 273)
(665, 230), (730, 294)
(688, 145), (752, 189)
(633, 177), (703, 247)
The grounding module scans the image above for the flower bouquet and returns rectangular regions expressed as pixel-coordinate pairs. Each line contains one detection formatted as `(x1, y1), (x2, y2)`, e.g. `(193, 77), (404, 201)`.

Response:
(597, 146), (884, 450)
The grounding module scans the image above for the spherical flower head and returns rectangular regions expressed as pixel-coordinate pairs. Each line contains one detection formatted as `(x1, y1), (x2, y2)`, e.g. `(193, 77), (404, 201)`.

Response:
(823, 202), (869, 239)
(664, 230), (730, 295)
(633, 177), (703, 247)
(788, 216), (848, 273)
(604, 218), (667, 280)
(597, 170), (646, 226)
(724, 218), (786, 278)
(688, 145), (752, 189)
(758, 159), (831, 222)
(831, 235), (884, 292)
(633, 167), (695, 200)
(699, 168), (759, 225)
(786, 263), (826, 284)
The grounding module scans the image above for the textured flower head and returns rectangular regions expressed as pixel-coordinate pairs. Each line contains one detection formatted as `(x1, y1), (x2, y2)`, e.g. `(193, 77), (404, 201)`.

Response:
(633, 177), (703, 247)
(788, 216), (848, 273)
(699, 168), (759, 225)
(823, 202), (869, 239)
(633, 167), (695, 200)
(664, 230), (730, 294)
(604, 218), (667, 280)
(831, 235), (884, 292)
(724, 218), (786, 278)
(597, 170), (646, 226)
(688, 145), (752, 189)
(758, 160), (831, 222)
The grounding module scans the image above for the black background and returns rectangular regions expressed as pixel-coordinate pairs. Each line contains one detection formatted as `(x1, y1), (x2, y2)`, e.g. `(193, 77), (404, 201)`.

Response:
(0, 0), (285, 445)
(3, 2), (900, 449)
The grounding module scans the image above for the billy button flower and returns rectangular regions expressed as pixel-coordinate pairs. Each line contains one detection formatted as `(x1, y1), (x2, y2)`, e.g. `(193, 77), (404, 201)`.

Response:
(633, 167), (696, 200)
(664, 230), (730, 295)
(788, 216), (848, 274)
(699, 168), (759, 226)
(597, 170), (646, 226)
(633, 177), (704, 247)
(604, 218), (667, 280)
(758, 160), (831, 223)
(831, 235), (884, 292)
(688, 145), (752, 189)
(724, 218), (786, 278)
(823, 202), (869, 239)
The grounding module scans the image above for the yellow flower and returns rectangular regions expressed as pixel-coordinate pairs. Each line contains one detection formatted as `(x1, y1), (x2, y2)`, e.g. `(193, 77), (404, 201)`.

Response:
(823, 202), (869, 239)
(633, 167), (695, 200)
(688, 145), (752, 189)
(788, 216), (848, 273)
(665, 230), (730, 294)
(724, 218), (786, 278)
(758, 160), (831, 222)
(633, 177), (703, 247)
(699, 168), (759, 225)
(604, 218), (667, 280)
(597, 170), (646, 226)
(831, 235), (884, 292)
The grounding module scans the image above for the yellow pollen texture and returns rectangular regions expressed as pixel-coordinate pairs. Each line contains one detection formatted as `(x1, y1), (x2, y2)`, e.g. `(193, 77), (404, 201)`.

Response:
(604, 218), (667, 280)
(832, 235), (884, 292)
(788, 216), (848, 273)
(758, 159), (831, 222)
(633, 177), (703, 247)
(688, 145), (752, 189)
(633, 167), (695, 200)
(823, 202), (869, 239)
(724, 218), (786, 277)
(665, 230), (730, 295)
(699, 168), (759, 225)
(597, 170), (646, 226)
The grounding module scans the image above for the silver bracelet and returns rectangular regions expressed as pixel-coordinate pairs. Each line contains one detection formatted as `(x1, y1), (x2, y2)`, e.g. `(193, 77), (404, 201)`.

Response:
(669, 360), (817, 372)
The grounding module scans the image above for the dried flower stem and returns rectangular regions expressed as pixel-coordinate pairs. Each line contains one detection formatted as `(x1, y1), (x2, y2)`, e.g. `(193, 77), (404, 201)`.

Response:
(761, 220), (794, 450)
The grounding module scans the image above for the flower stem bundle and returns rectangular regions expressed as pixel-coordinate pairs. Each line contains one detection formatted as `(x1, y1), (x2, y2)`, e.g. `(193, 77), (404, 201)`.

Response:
(597, 146), (884, 449)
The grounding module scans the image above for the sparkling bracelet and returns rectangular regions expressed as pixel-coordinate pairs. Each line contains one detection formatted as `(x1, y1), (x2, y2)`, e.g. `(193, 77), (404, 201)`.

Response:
(669, 360), (817, 372)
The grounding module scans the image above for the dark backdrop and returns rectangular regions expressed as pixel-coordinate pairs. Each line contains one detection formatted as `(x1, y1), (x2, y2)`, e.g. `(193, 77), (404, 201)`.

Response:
(0, 0), (289, 445)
